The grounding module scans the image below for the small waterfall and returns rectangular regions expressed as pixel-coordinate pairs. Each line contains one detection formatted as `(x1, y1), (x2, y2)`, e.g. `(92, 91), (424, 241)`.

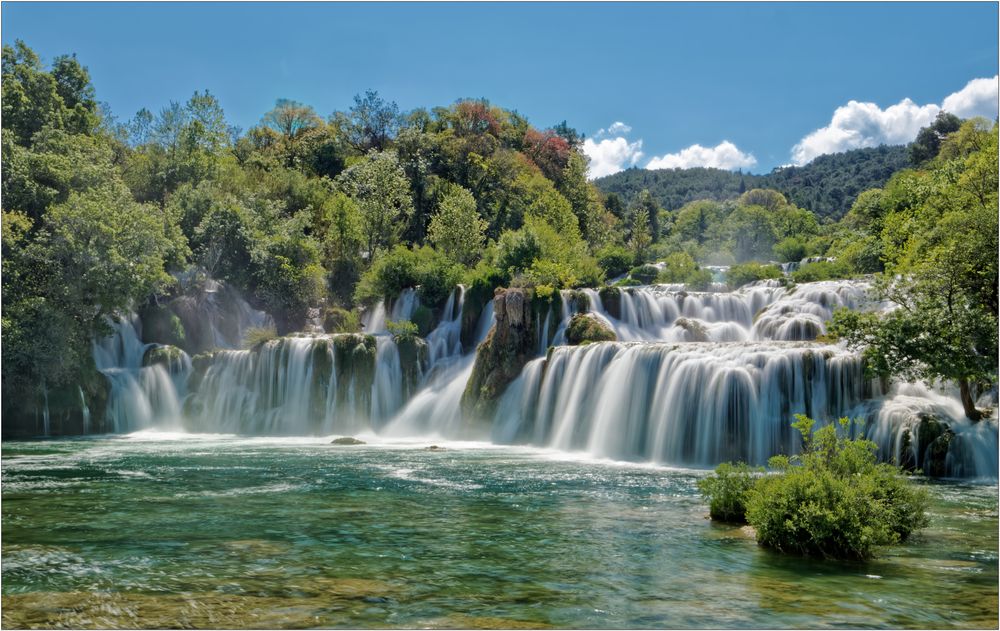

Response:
(79, 386), (91, 434)
(41, 384), (50, 437)
(94, 315), (190, 432)
(189, 335), (381, 435)
(426, 287), (465, 367)
(371, 336), (404, 424)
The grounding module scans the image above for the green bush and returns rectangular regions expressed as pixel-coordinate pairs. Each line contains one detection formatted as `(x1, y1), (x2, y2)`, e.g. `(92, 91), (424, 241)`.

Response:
(596, 245), (633, 279)
(629, 264), (660, 284)
(697, 462), (763, 523)
(386, 319), (419, 341)
(726, 262), (784, 289)
(243, 326), (278, 349)
(354, 244), (463, 308)
(742, 415), (929, 560)
(323, 307), (361, 333)
(791, 259), (852, 283)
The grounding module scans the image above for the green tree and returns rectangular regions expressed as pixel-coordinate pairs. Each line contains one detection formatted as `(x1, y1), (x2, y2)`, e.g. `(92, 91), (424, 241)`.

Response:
(337, 150), (414, 258)
(428, 184), (487, 265)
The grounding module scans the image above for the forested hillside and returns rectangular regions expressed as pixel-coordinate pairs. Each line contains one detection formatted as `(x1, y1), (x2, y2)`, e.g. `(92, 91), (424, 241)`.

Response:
(595, 145), (911, 220)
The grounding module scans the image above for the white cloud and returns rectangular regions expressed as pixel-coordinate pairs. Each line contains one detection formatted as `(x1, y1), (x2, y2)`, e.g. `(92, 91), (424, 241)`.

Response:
(790, 76), (999, 166)
(645, 141), (757, 171)
(941, 75), (999, 120)
(594, 121), (632, 138)
(583, 136), (644, 178)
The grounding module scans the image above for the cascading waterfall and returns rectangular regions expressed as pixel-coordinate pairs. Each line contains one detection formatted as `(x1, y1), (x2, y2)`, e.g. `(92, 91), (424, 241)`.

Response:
(93, 315), (190, 432)
(494, 341), (874, 466)
(84, 278), (995, 479)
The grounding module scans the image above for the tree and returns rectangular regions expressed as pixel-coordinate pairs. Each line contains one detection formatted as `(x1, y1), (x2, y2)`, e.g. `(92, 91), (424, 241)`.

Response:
(909, 111), (962, 165)
(629, 206), (652, 262)
(333, 89), (401, 153)
(336, 150), (414, 258)
(723, 205), (777, 261)
(830, 124), (999, 420)
(631, 189), (661, 242)
(262, 98), (321, 142)
(428, 184), (487, 265)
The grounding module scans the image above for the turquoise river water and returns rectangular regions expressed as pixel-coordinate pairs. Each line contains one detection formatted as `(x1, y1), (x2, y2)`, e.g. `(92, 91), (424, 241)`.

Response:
(2, 433), (997, 629)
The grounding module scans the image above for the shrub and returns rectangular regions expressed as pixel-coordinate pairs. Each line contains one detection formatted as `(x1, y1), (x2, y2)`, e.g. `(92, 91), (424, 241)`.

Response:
(742, 415), (929, 560)
(386, 319), (419, 342)
(243, 326), (278, 349)
(791, 259), (852, 283)
(726, 262), (783, 289)
(354, 244), (463, 308)
(323, 307), (361, 333)
(596, 245), (633, 279)
(697, 462), (763, 523)
(564, 314), (616, 345)
(629, 264), (660, 284)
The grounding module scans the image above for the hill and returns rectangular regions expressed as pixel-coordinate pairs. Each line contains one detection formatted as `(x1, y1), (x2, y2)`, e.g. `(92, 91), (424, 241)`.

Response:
(595, 145), (911, 221)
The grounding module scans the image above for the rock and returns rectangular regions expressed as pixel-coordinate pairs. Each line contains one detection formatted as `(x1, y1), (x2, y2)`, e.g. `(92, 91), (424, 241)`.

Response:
(425, 445), (445, 451)
(396, 336), (429, 397)
(674, 317), (709, 342)
(598, 286), (622, 320)
(461, 288), (537, 419)
(142, 344), (185, 368)
(565, 313), (616, 345)
(331, 436), (366, 445)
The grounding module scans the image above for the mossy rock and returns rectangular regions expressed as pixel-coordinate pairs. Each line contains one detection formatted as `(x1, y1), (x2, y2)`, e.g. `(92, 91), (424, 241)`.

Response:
(137, 302), (186, 348)
(396, 335), (429, 395)
(565, 314), (616, 346)
(331, 436), (366, 445)
(142, 344), (185, 368)
(674, 317), (709, 342)
(187, 351), (217, 393)
(598, 286), (622, 320)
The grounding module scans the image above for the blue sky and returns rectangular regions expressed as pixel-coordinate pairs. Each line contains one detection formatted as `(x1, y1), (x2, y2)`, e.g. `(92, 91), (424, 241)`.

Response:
(3, 2), (997, 174)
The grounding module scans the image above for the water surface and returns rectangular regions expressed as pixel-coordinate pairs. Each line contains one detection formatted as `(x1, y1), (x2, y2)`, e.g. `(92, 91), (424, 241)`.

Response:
(2, 434), (997, 629)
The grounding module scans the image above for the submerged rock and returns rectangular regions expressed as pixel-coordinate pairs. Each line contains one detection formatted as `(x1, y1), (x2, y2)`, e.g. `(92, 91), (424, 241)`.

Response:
(565, 313), (617, 346)
(142, 344), (186, 368)
(331, 436), (366, 445)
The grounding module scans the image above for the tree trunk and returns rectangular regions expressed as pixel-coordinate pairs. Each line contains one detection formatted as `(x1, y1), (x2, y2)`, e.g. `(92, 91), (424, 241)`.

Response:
(959, 378), (983, 421)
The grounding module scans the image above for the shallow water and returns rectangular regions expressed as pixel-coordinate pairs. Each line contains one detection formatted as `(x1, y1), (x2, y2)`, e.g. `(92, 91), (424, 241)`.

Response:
(2, 434), (997, 629)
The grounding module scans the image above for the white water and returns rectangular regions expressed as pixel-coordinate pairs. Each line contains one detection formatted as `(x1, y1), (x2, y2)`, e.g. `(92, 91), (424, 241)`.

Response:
(88, 280), (996, 479)
(93, 315), (190, 433)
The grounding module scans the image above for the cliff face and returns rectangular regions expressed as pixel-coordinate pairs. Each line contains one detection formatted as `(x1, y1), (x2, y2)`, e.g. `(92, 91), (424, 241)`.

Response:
(461, 288), (536, 419)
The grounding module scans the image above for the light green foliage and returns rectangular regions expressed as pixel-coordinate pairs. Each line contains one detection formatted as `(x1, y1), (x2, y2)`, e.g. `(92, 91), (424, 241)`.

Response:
(386, 319), (419, 341)
(336, 149), (414, 258)
(697, 462), (763, 523)
(354, 245), (463, 308)
(829, 122), (998, 419)
(723, 204), (778, 262)
(596, 244), (633, 279)
(790, 259), (852, 283)
(656, 252), (713, 290)
(628, 206), (653, 262)
(726, 262), (783, 289)
(495, 216), (602, 289)
(742, 415), (930, 560)
(428, 184), (487, 265)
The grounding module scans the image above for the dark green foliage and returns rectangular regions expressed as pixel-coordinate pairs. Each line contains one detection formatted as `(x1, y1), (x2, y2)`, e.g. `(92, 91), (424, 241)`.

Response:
(629, 264), (660, 285)
(697, 462), (762, 523)
(743, 416), (930, 560)
(726, 262), (783, 289)
(910, 111), (962, 165)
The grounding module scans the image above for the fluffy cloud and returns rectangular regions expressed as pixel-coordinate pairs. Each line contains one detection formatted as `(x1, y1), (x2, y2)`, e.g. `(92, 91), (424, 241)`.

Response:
(583, 135), (644, 178)
(645, 141), (757, 171)
(790, 76), (999, 166)
(941, 75), (999, 120)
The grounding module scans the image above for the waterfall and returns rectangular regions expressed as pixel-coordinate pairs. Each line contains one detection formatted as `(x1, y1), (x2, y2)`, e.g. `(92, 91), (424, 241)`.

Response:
(93, 315), (190, 433)
(79, 386), (90, 434)
(493, 341), (872, 466)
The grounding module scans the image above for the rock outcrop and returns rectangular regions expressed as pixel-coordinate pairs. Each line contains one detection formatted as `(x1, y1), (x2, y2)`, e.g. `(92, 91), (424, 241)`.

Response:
(461, 288), (536, 419)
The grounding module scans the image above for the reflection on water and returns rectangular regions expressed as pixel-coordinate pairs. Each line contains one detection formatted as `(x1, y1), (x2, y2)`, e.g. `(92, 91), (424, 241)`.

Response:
(2, 435), (997, 629)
